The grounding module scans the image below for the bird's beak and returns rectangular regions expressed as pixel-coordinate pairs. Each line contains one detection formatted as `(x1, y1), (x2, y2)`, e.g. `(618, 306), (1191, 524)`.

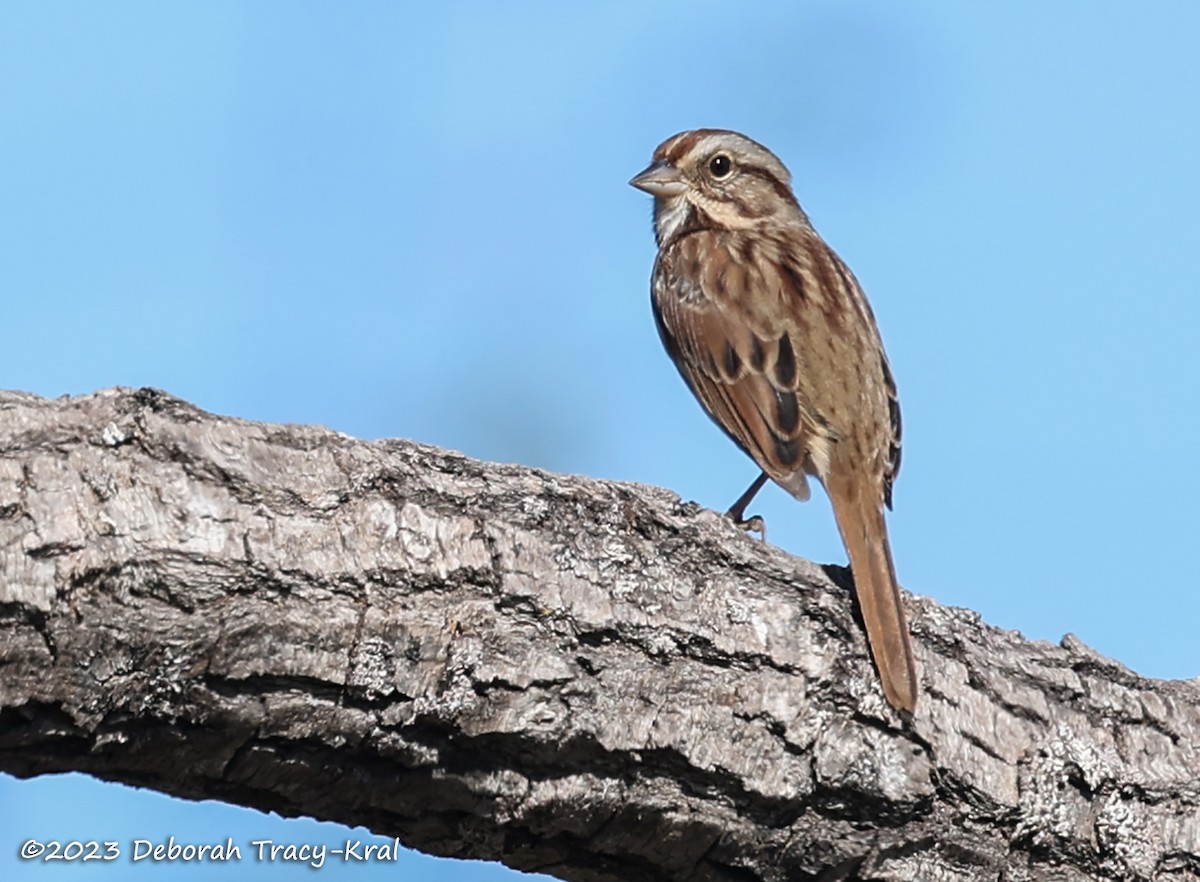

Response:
(629, 161), (687, 197)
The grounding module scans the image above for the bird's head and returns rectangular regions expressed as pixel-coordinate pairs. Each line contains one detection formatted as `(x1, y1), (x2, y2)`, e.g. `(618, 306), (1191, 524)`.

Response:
(629, 129), (808, 245)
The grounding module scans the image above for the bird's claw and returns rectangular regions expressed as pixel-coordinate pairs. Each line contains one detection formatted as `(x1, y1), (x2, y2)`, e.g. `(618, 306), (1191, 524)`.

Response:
(727, 510), (767, 541)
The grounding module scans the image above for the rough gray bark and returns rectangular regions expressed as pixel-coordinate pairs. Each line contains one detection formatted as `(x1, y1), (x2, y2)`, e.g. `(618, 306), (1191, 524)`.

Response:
(0, 387), (1197, 882)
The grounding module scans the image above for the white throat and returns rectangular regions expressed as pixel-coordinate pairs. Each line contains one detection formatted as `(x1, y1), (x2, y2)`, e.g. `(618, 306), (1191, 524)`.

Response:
(654, 195), (692, 245)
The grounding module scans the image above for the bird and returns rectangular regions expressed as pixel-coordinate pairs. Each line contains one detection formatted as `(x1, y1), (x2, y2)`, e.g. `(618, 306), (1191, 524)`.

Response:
(629, 129), (918, 711)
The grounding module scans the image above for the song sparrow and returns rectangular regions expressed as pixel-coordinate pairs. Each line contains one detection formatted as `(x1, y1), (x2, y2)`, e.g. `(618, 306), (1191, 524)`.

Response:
(630, 129), (918, 711)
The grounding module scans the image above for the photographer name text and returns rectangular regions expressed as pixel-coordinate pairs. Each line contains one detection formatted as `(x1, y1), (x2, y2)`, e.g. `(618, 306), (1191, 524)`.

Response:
(19, 836), (403, 868)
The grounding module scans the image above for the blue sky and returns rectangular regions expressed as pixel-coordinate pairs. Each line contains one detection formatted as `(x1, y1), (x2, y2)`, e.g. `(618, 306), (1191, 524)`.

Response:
(2, 2), (1198, 879)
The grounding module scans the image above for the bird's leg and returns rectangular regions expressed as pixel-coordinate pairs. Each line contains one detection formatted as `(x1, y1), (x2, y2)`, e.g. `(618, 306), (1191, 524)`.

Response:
(726, 471), (769, 538)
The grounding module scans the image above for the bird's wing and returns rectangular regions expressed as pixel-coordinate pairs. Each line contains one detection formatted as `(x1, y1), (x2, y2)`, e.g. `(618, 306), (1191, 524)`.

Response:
(652, 233), (825, 499)
(786, 240), (901, 507)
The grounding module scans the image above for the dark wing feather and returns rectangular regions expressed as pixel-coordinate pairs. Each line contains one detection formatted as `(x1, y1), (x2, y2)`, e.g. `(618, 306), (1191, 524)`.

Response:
(878, 353), (902, 508)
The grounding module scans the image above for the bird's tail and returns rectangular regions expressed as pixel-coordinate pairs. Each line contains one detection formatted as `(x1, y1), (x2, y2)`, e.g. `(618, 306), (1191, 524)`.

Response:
(826, 475), (918, 711)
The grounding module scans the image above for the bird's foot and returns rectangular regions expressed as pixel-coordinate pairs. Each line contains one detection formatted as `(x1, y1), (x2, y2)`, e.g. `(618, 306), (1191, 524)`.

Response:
(726, 510), (767, 541)
(726, 471), (770, 540)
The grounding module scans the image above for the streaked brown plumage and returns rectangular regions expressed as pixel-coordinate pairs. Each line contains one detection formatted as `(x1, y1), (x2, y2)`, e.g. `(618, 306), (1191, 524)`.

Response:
(630, 129), (918, 712)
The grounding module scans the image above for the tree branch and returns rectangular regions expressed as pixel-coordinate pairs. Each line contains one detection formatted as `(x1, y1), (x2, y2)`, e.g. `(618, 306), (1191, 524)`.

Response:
(1, 387), (1196, 881)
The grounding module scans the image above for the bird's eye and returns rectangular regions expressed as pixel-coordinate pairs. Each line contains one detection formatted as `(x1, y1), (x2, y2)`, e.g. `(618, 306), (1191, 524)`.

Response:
(708, 154), (733, 178)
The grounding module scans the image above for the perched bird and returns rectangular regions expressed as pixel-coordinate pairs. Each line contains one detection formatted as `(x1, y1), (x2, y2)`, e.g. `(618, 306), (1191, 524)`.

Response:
(630, 129), (918, 711)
